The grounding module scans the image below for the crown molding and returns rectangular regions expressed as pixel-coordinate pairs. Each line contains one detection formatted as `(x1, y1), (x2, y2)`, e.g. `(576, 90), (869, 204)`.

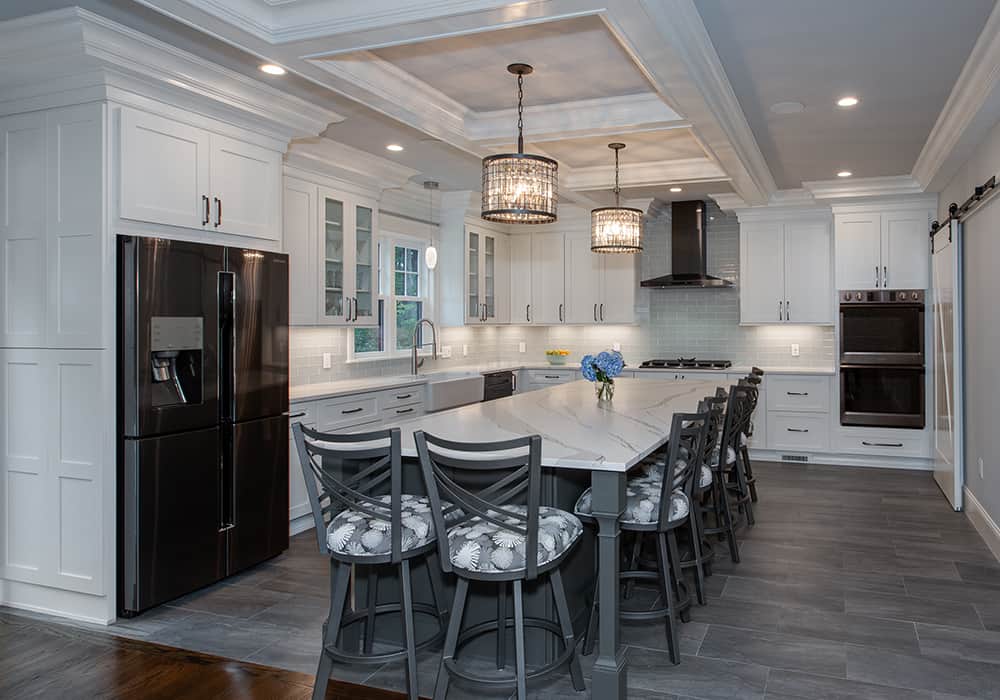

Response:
(0, 7), (340, 140)
(468, 93), (686, 144)
(803, 175), (925, 201)
(912, 1), (1000, 192)
(565, 157), (727, 191)
(285, 137), (420, 192)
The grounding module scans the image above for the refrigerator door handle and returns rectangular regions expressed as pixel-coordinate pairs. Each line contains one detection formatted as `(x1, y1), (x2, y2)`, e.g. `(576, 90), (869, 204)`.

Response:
(218, 271), (236, 422)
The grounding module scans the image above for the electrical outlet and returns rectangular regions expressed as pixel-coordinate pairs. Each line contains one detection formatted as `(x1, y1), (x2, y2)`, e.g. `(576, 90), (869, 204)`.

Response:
(462, 344), (469, 357)
(440, 345), (452, 358)
(791, 343), (800, 357)
(612, 342), (621, 352)
(322, 353), (332, 369)
(518, 342), (526, 353)
(980, 457), (985, 480)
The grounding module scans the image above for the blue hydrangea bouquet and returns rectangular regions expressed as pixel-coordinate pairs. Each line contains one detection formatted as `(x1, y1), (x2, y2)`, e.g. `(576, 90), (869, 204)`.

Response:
(580, 350), (625, 403)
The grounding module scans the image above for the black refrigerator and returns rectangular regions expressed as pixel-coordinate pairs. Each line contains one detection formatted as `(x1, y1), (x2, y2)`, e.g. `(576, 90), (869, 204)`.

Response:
(117, 235), (289, 616)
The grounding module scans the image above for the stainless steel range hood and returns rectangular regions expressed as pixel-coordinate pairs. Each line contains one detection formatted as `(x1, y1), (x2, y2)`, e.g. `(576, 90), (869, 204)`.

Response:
(641, 200), (733, 288)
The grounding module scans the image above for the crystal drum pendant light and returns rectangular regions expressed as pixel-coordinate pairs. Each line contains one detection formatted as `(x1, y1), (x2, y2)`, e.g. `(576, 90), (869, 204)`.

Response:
(591, 143), (643, 253)
(423, 180), (438, 270)
(481, 63), (558, 223)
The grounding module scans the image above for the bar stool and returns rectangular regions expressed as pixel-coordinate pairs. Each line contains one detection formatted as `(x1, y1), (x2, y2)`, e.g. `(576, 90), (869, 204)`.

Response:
(414, 431), (585, 700)
(740, 368), (764, 502)
(576, 409), (711, 664)
(293, 424), (451, 700)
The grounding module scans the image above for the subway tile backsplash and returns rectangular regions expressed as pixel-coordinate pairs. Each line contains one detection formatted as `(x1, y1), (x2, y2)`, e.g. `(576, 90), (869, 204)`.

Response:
(289, 202), (833, 386)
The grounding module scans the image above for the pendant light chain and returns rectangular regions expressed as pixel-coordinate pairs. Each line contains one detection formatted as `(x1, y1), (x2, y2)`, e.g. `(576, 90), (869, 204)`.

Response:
(614, 146), (621, 206)
(516, 72), (525, 153)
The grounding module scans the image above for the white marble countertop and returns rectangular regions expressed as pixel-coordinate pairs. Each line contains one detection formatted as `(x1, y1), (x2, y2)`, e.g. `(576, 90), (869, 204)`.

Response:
(390, 377), (722, 473)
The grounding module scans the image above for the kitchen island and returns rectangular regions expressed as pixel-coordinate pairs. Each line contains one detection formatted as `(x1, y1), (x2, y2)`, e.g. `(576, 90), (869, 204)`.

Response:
(390, 377), (726, 699)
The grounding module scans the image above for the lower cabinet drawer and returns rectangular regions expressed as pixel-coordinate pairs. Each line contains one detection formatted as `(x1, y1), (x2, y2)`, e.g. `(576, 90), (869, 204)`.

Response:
(767, 411), (831, 451)
(378, 385), (424, 410)
(834, 430), (930, 457)
(527, 369), (575, 384)
(767, 375), (831, 413)
(317, 394), (379, 430)
(380, 404), (424, 423)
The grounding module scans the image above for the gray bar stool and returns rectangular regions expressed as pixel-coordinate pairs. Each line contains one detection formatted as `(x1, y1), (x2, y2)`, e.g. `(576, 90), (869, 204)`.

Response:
(740, 368), (765, 502)
(292, 423), (450, 700)
(576, 409), (712, 664)
(414, 430), (586, 700)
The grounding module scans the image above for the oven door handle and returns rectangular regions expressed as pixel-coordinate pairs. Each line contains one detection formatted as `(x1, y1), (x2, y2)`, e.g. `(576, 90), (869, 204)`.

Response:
(840, 364), (926, 372)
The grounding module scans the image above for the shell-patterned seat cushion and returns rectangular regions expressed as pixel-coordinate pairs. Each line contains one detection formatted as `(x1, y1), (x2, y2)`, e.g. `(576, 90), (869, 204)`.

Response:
(711, 445), (737, 469)
(575, 475), (689, 526)
(446, 506), (582, 575)
(326, 494), (456, 558)
(642, 461), (713, 489)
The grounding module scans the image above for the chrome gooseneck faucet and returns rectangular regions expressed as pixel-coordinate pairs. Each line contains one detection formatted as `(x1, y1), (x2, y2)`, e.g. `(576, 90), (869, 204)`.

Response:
(411, 318), (438, 375)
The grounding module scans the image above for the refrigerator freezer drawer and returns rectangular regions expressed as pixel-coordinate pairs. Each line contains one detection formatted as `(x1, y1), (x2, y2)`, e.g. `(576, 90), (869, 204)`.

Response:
(122, 427), (225, 614)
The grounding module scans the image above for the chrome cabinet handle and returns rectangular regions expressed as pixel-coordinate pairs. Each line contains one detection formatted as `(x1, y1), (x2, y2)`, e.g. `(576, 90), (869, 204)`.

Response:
(600, 303), (604, 321)
(786, 427), (809, 433)
(862, 440), (903, 448)
(202, 195), (210, 225)
(214, 197), (222, 227)
(786, 391), (809, 396)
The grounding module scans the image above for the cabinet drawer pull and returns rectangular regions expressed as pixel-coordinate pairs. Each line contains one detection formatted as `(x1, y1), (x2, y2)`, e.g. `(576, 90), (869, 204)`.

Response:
(543, 375), (560, 379)
(786, 391), (809, 396)
(883, 266), (888, 287)
(396, 408), (414, 414)
(353, 297), (359, 322)
(778, 300), (783, 321)
(202, 195), (210, 225)
(558, 303), (564, 323)
(786, 428), (809, 433)
(786, 300), (790, 321)
(395, 393), (412, 400)
(875, 265), (879, 287)
(341, 407), (364, 414)
(594, 304), (598, 322)
(599, 303), (604, 321)
(862, 441), (903, 448)
(526, 304), (531, 322)
(286, 411), (306, 419)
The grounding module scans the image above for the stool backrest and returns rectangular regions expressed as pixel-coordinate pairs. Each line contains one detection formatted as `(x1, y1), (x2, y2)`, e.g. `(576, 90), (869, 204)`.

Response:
(700, 395), (726, 467)
(415, 431), (543, 580)
(657, 410), (710, 527)
(292, 423), (405, 563)
(720, 384), (754, 460)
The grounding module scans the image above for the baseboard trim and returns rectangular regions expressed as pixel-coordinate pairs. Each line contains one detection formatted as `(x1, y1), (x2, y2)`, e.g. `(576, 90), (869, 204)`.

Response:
(749, 449), (934, 471)
(964, 486), (1000, 562)
(289, 513), (314, 537)
(0, 579), (112, 625)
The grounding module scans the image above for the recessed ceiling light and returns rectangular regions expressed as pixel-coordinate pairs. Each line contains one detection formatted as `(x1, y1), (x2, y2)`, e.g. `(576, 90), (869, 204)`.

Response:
(837, 170), (852, 178)
(259, 64), (286, 76)
(386, 144), (404, 152)
(770, 101), (805, 114)
(837, 96), (859, 107)
(669, 186), (683, 193)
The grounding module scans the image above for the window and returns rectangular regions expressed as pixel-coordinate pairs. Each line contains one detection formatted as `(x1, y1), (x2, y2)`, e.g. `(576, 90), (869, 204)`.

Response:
(352, 238), (431, 359)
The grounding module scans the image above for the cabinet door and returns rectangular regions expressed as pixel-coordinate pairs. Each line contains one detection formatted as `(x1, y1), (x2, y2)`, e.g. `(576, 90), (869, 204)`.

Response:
(490, 233), (510, 324)
(283, 178), (317, 325)
(531, 233), (566, 324)
(783, 221), (833, 324)
(210, 134), (281, 241)
(740, 222), (785, 323)
(601, 253), (638, 323)
(509, 235), (532, 324)
(319, 192), (349, 325)
(564, 235), (602, 323)
(881, 210), (929, 289)
(352, 202), (378, 326)
(120, 109), (209, 230)
(46, 105), (104, 349)
(466, 229), (481, 323)
(835, 214), (881, 289)
(0, 114), (47, 347)
(482, 233), (497, 322)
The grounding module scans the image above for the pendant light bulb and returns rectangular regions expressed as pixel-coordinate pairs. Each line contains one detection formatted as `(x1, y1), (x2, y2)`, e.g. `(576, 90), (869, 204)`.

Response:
(424, 180), (439, 270)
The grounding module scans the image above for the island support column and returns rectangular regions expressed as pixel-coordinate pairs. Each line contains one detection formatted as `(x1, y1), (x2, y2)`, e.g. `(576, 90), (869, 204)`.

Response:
(588, 469), (628, 699)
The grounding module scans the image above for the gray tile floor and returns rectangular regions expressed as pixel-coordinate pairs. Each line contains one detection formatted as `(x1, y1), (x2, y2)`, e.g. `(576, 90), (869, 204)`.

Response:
(9, 461), (1000, 699)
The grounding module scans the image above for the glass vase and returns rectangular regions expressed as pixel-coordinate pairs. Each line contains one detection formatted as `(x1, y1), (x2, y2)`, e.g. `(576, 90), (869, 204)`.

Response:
(595, 380), (614, 403)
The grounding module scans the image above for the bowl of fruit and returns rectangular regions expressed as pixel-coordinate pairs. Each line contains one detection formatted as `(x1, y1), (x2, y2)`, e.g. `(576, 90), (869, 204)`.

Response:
(545, 349), (571, 365)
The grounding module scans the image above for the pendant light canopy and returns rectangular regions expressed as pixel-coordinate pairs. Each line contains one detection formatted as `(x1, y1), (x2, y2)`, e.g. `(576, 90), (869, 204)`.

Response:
(423, 180), (438, 270)
(481, 63), (558, 224)
(591, 143), (643, 253)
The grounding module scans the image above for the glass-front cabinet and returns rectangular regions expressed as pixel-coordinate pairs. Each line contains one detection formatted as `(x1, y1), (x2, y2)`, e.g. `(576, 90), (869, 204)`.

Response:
(318, 188), (378, 326)
(465, 227), (508, 324)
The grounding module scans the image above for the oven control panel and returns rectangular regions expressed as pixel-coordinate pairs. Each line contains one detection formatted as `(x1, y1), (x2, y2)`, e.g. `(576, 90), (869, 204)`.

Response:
(840, 289), (923, 304)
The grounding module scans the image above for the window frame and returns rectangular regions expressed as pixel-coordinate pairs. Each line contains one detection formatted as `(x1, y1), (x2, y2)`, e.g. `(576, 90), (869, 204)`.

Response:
(349, 233), (434, 362)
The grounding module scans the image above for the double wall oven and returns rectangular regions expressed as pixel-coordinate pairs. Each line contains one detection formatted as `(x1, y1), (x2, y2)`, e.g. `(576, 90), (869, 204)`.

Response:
(839, 289), (925, 429)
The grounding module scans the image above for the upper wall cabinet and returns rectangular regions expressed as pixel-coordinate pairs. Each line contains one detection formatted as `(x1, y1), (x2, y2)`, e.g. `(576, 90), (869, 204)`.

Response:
(0, 105), (105, 349)
(120, 108), (281, 241)
(465, 228), (510, 324)
(834, 206), (931, 290)
(740, 216), (833, 325)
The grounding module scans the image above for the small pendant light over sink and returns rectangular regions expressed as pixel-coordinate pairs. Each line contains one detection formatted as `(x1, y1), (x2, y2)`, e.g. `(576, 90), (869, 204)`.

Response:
(481, 63), (558, 224)
(423, 180), (438, 270)
(591, 143), (643, 253)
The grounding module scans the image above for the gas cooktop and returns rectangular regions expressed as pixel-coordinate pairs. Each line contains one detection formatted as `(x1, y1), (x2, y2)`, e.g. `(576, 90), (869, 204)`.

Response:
(639, 358), (733, 370)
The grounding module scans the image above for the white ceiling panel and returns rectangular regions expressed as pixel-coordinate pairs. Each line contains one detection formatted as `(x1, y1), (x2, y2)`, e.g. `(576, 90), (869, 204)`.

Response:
(530, 129), (706, 169)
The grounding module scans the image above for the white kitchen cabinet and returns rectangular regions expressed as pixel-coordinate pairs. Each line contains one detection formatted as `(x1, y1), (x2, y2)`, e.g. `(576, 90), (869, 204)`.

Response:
(465, 228), (510, 324)
(601, 252), (638, 324)
(509, 235), (532, 324)
(531, 233), (566, 324)
(119, 108), (281, 241)
(834, 207), (931, 290)
(283, 178), (318, 325)
(0, 105), (104, 349)
(317, 189), (378, 327)
(565, 235), (602, 323)
(740, 216), (833, 324)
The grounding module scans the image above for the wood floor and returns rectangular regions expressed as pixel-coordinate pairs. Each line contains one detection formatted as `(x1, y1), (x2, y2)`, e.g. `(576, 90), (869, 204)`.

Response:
(3, 461), (1000, 699)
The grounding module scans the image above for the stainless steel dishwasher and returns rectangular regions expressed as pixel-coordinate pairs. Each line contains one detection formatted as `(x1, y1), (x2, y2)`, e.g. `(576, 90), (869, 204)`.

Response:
(483, 370), (515, 401)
